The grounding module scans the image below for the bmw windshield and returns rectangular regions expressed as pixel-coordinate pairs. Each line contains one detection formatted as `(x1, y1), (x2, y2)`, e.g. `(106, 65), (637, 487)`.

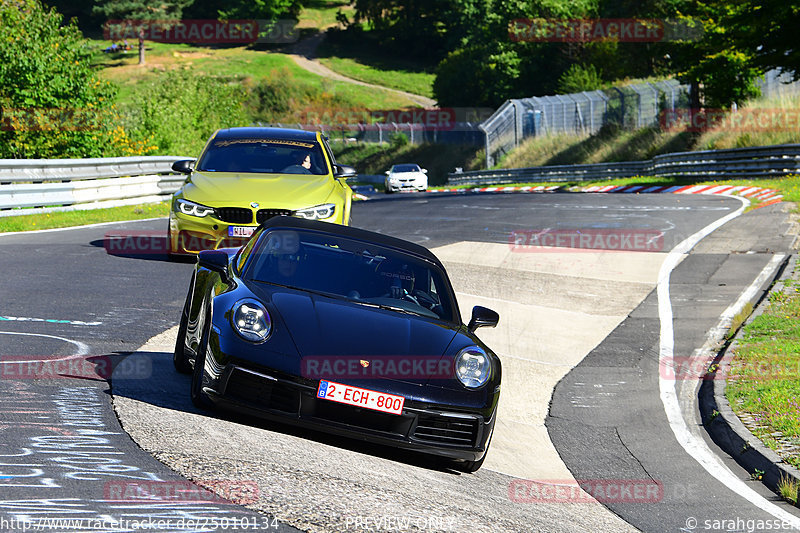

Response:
(196, 138), (330, 175)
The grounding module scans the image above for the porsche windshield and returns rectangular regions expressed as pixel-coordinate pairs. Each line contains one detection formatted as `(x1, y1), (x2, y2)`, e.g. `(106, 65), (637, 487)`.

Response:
(245, 230), (457, 322)
(196, 138), (330, 175)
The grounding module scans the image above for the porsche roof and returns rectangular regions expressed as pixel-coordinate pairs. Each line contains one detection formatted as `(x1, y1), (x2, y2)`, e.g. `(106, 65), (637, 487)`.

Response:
(259, 216), (444, 269)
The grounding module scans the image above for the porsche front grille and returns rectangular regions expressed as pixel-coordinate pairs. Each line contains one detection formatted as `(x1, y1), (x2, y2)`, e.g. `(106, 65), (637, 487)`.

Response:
(215, 207), (253, 224)
(412, 414), (479, 447)
(257, 209), (293, 224)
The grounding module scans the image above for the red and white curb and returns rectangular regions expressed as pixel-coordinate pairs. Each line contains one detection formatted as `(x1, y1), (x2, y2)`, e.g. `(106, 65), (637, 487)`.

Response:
(582, 184), (783, 206)
(422, 183), (783, 206)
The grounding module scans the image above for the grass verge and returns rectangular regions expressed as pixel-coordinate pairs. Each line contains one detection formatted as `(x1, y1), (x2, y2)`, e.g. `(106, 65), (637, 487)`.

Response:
(726, 270), (800, 470)
(0, 202), (170, 233)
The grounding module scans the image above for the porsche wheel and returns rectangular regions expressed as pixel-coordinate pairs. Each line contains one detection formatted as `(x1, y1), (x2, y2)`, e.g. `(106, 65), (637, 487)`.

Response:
(173, 287), (192, 374)
(190, 319), (215, 410)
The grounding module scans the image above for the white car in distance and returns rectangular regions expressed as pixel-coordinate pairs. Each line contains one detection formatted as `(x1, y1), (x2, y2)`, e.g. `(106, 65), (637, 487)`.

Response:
(384, 164), (428, 193)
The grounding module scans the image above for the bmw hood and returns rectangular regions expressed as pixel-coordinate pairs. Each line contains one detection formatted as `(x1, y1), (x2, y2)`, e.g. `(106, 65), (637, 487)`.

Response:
(183, 171), (336, 207)
(256, 286), (460, 384)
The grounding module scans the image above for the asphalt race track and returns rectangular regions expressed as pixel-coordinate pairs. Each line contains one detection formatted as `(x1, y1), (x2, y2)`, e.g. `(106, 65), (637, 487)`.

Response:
(1, 191), (799, 532)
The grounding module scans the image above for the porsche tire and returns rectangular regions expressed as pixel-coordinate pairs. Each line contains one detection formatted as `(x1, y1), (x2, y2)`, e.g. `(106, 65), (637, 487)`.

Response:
(173, 290), (192, 374)
(190, 319), (215, 410)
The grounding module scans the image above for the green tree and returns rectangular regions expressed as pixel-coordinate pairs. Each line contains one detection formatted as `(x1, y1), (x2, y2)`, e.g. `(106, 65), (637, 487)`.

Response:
(432, 0), (601, 105)
(433, 44), (522, 107)
(93, 0), (193, 65)
(667, 3), (761, 108)
(215, 0), (301, 21)
(0, 0), (150, 158)
(727, 0), (800, 83)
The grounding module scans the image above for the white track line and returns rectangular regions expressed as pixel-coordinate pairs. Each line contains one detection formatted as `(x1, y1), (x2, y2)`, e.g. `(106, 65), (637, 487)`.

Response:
(657, 196), (800, 525)
(0, 331), (89, 357)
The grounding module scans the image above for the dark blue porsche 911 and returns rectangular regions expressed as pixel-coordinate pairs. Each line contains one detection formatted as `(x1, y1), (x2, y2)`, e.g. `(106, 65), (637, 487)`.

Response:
(173, 216), (501, 472)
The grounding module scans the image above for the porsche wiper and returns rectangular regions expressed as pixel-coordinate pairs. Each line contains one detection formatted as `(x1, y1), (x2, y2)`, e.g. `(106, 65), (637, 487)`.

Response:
(357, 301), (419, 316)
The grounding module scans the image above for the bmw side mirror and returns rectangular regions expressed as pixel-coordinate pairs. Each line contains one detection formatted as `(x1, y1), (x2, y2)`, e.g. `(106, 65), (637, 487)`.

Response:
(468, 306), (499, 332)
(385, 170), (391, 175)
(172, 159), (195, 174)
(334, 164), (357, 178)
(421, 168), (428, 174)
(198, 250), (230, 281)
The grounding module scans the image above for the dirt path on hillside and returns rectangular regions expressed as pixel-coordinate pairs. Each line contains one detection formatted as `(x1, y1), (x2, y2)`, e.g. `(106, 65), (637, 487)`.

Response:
(284, 32), (437, 108)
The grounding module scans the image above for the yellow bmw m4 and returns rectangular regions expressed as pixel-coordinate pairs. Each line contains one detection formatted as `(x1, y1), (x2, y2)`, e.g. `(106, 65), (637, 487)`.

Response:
(168, 127), (355, 256)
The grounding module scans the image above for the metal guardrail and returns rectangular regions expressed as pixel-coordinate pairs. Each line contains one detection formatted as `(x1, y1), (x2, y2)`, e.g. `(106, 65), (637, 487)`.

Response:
(0, 156), (187, 216)
(448, 144), (800, 186)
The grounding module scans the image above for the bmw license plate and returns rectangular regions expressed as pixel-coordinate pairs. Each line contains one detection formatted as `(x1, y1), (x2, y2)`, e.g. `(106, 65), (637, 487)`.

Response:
(316, 380), (405, 415)
(228, 226), (255, 238)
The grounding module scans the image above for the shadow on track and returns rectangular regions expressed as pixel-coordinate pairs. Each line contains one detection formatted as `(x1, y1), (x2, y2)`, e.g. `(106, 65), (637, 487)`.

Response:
(110, 350), (463, 475)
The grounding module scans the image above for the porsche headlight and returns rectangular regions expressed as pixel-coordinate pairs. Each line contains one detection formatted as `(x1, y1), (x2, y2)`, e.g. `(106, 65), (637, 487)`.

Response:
(294, 203), (336, 220)
(455, 346), (491, 389)
(231, 299), (271, 343)
(176, 198), (215, 218)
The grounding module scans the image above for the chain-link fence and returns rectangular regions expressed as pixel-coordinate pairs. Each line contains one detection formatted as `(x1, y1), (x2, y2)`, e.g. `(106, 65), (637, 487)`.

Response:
(481, 70), (800, 169)
(480, 79), (690, 168)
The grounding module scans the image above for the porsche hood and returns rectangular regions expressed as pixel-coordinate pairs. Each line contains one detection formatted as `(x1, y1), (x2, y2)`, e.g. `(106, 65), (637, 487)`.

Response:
(260, 287), (461, 384)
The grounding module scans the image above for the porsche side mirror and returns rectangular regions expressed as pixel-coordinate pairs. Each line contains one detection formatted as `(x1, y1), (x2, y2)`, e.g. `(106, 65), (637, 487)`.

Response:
(334, 164), (357, 178)
(468, 306), (499, 332)
(172, 159), (195, 174)
(198, 250), (230, 281)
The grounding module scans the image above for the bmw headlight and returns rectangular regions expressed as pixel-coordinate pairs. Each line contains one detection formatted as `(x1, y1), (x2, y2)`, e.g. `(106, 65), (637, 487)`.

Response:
(455, 346), (491, 389)
(294, 203), (336, 220)
(231, 299), (271, 343)
(176, 198), (215, 218)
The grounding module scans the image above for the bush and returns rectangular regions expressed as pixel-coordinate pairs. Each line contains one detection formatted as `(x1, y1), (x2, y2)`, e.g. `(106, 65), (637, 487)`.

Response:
(390, 132), (409, 148)
(123, 69), (249, 156)
(557, 64), (604, 94)
(0, 0), (148, 158)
